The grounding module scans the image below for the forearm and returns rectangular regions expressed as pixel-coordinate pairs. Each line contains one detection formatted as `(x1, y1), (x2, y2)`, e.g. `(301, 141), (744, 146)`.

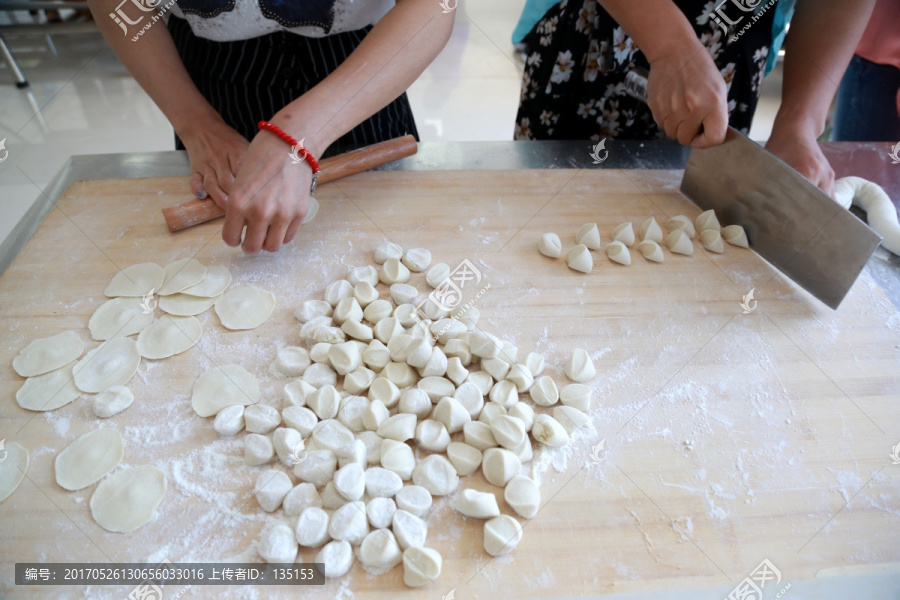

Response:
(597, 0), (702, 62)
(270, 0), (454, 156)
(86, 0), (223, 138)
(773, 0), (876, 138)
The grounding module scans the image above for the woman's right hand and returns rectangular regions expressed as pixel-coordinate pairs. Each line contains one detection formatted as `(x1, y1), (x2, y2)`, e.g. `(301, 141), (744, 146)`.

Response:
(179, 118), (250, 209)
(646, 40), (730, 148)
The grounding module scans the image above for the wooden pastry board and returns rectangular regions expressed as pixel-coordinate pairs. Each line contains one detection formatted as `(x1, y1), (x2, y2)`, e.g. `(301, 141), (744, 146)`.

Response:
(1, 169), (898, 599)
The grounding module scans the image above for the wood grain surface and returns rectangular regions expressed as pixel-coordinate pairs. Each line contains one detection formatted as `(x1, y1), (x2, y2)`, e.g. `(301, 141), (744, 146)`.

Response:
(1, 169), (898, 599)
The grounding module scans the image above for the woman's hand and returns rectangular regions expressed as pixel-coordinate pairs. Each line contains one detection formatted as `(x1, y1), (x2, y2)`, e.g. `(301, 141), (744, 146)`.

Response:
(766, 123), (835, 196)
(179, 117), (250, 209)
(647, 43), (730, 148)
(221, 127), (314, 253)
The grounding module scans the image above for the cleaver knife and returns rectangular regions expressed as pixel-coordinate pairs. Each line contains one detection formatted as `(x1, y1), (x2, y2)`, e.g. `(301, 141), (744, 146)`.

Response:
(624, 69), (882, 309)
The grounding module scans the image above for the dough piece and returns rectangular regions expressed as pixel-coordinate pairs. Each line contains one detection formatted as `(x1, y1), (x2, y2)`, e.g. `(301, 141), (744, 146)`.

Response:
(342, 319), (375, 342)
(392, 509), (428, 550)
(13, 331), (84, 377)
(396, 388), (430, 420)
(395, 485), (432, 516)
(362, 299), (392, 324)
(0, 441), (29, 503)
(453, 488), (500, 519)
(833, 176), (900, 255)
(575, 223), (602, 249)
(380, 258), (411, 284)
(613, 222), (636, 246)
(468, 332), (499, 360)
(337, 438), (367, 468)
(104, 263), (165, 297)
(273, 427), (304, 466)
(191, 365), (260, 417)
(158, 293), (219, 317)
(508, 402), (534, 432)
(244, 434), (275, 465)
(180, 265), (232, 297)
(89, 298), (154, 340)
(215, 285), (275, 330)
(359, 529), (403, 572)
(403, 547), (442, 587)
(415, 420), (451, 453)
(353, 281), (379, 308)
(446, 357), (470, 386)
(54, 428), (123, 491)
(560, 383), (592, 411)
(394, 305), (419, 329)
(523, 352), (545, 378)
(463, 421), (498, 451)
(366, 498), (396, 529)
(255, 469), (293, 512)
(513, 437), (533, 464)
(417, 376), (455, 402)
(453, 305), (480, 330)
(637, 240), (665, 263)
(343, 368), (375, 398)
(271, 347), (311, 378)
(16, 362), (81, 411)
(333, 463), (366, 502)
(213, 404), (244, 436)
(368, 378), (401, 409)
(566, 244), (593, 273)
(381, 439), (416, 480)
(425, 263), (451, 288)
(445, 442), (482, 477)
(294, 450), (338, 486)
(283, 379), (316, 408)
(538, 233), (562, 258)
(478, 403), (507, 425)
(282, 406), (318, 437)
(329, 500), (369, 544)
(482, 448), (520, 487)
(337, 396), (369, 433)
(639, 217), (664, 243)
(374, 318), (403, 345)
(92, 385), (134, 418)
(294, 300), (332, 323)
(695, 209), (720, 232)
(389, 283), (417, 305)
(303, 363), (338, 388)
(363, 467), (402, 499)
(529, 375), (558, 407)
(722, 224), (750, 248)
(453, 381), (484, 418)
(362, 399), (390, 431)
(406, 338), (433, 369)
(258, 523), (299, 563)
(324, 280), (354, 307)
(606, 241), (632, 266)
(317, 540), (354, 578)
(565, 348), (596, 383)
(361, 434), (384, 466)
(90, 465), (167, 533)
(483, 515), (523, 556)
(665, 229), (694, 255)
(431, 319), (467, 345)
(552, 405), (590, 434)
(348, 265), (380, 287)
(325, 342), (360, 377)
(433, 397), (471, 434)
(402, 248), (432, 272)
(531, 414), (571, 447)
(506, 363), (534, 393)
(505, 476), (540, 519)
(466, 370), (493, 396)
(482, 357), (510, 381)
(699, 229), (725, 253)
(284, 483), (323, 517)
(311, 419), (355, 452)
(333, 297), (363, 325)
(374, 242), (403, 264)
(73, 337), (141, 393)
(490, 416), (527, 450)
(378, 414), (417, 442)
(136, 316), (201, 359)
(497, 341), (519, 366)
(296, 507), (330, 547)
(158, 258), (207, 296)
(666, 215), (696, 238)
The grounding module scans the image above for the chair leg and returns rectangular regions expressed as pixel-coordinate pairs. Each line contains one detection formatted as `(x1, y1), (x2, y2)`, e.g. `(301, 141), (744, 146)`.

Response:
(0, 34), (29, 89)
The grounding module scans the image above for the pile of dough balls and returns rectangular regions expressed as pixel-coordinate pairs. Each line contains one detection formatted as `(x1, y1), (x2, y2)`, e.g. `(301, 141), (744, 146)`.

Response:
(7, 258), (273, 529)
(538, 210), (748, 272)
(196, 242), (599, 587)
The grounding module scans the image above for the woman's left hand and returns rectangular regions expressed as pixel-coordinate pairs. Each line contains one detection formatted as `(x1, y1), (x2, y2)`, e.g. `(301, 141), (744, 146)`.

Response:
(221, 124), (317, 253)
(766, 125), (835, 197)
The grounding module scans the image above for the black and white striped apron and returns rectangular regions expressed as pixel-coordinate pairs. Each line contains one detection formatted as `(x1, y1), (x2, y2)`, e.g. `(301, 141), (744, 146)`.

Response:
(168, 14), (419, 157)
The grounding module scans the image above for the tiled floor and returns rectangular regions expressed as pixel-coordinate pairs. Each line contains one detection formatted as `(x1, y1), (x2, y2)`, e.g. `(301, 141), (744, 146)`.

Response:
(0, 0), (783, 247)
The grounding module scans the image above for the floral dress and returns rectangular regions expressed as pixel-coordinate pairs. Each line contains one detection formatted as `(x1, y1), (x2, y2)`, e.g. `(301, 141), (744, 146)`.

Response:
(514, 0), (777, 141)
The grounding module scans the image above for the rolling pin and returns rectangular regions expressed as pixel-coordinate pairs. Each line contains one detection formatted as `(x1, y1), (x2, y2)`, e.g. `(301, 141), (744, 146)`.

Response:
(162, 134), (418, 232)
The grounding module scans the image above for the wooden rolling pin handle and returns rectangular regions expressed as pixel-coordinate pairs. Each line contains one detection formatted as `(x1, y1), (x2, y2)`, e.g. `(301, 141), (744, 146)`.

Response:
(162, 134), (418, 233)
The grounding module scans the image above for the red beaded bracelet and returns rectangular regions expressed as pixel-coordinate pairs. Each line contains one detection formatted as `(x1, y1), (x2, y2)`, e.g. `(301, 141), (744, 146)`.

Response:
(257, 120), (321, 195)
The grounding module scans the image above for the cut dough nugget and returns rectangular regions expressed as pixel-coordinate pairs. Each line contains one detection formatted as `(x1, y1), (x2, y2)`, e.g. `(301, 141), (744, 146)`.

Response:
(575, 223), (602, 249)
(13, 331), (84, 377)
(215, 285), (275, 330)
(566, 244), (593, 273)
(538, 233), (562, 258)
